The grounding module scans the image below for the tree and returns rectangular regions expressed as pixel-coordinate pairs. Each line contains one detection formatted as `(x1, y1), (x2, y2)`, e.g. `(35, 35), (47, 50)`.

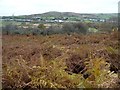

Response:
(38, 24), (46, 30)
(73, 23), (88, 34)
(62, 23), (88, 34)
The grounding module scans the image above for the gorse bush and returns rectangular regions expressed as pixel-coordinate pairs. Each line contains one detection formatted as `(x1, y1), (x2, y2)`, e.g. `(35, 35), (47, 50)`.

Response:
(2, 54), (118, 89)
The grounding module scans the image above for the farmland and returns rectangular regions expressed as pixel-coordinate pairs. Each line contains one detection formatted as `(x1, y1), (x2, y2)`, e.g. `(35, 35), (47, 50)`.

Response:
(2, 31), (120, 88)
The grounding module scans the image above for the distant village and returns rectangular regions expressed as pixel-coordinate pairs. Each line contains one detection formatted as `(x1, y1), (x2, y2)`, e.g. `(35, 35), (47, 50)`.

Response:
(1, 15), (115, 23)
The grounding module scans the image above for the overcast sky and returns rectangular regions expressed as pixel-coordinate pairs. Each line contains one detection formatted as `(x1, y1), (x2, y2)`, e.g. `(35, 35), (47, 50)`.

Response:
(0, 0), (119, 16)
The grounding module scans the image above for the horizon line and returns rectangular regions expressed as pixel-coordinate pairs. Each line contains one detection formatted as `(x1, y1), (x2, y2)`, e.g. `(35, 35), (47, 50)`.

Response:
(1, 11), (118, 17)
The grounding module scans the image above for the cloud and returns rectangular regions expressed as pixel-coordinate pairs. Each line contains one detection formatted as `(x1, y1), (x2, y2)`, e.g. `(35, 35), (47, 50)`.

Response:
(0, 0), (119, 16)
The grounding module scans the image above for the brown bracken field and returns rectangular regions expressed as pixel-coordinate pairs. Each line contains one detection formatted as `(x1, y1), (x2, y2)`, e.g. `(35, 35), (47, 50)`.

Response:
(2, 31), (120, 89)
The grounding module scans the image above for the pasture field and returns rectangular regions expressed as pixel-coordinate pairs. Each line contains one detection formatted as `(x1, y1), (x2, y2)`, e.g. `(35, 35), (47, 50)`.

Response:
(2, 31), (120, 88)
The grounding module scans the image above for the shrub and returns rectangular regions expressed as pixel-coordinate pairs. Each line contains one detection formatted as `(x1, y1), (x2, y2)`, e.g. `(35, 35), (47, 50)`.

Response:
(38, 24), (46, 30)
(62, 23), (88, 34)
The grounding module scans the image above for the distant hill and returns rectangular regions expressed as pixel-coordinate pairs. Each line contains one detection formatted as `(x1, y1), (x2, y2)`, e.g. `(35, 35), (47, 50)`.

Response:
(2, 11), (117, 21)
(23, 11), (117, 19)
(24, 11), (83, 18)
